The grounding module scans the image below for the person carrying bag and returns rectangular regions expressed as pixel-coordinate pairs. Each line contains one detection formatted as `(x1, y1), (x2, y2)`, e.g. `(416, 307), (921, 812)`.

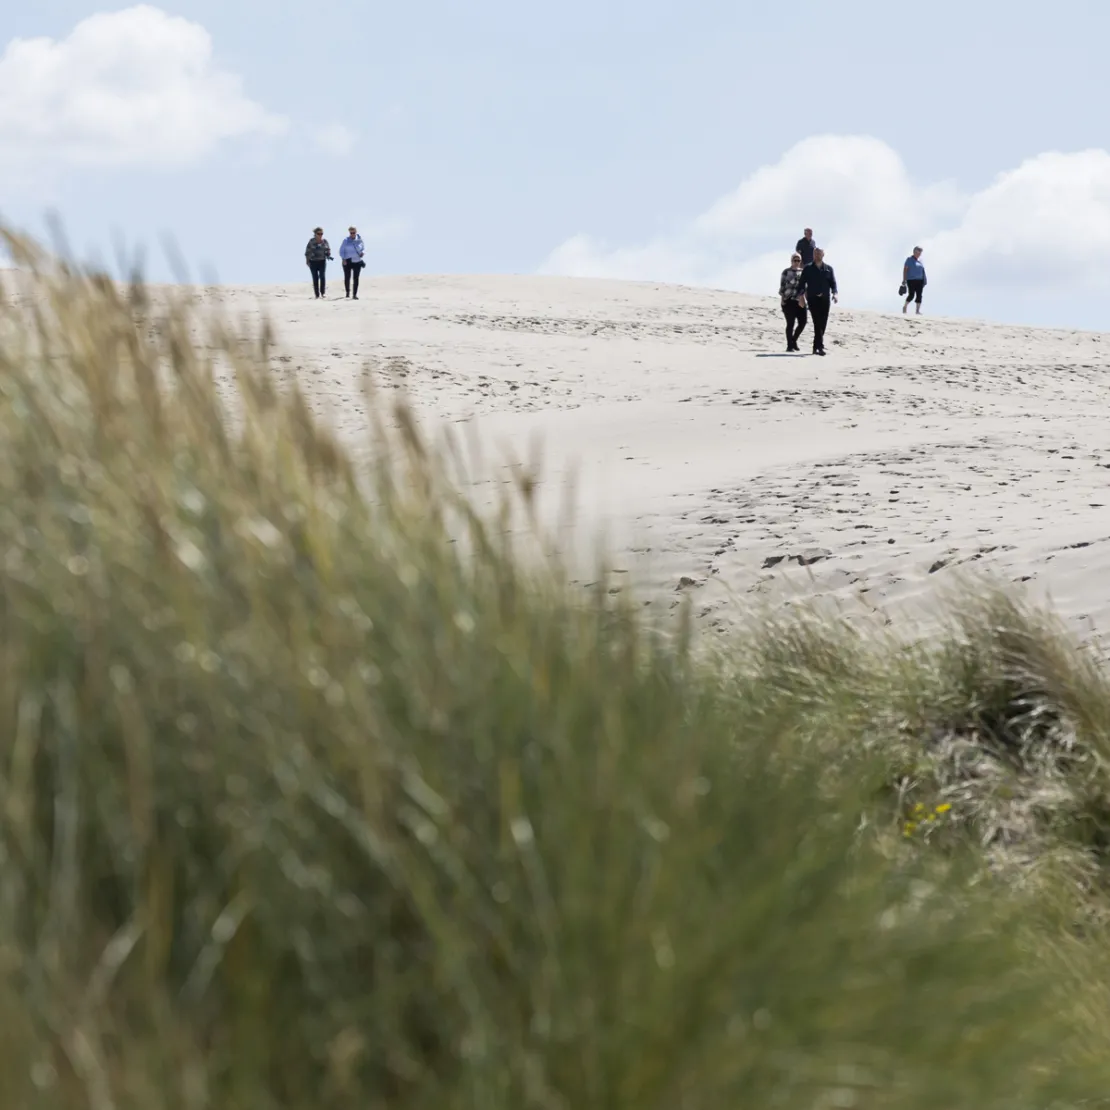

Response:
(901, 246), (927, 315)
(340, 226), (366, 300)
(305, 227), (333, 298)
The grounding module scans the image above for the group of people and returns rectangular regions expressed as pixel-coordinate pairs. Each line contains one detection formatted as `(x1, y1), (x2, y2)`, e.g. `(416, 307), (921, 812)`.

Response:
(303, 222), (931, 339)
(777, 228), (928, 354)
(304, 226), (366, 299)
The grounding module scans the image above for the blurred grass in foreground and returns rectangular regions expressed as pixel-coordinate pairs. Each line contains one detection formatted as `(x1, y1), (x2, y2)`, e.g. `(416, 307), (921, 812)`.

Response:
(0, 234), (1108, 1108)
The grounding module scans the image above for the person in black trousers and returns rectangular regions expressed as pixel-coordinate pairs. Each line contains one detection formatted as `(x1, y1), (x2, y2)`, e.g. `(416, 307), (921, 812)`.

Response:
(304, 227), (333, 298)
(339, 226), (365, 299)
(795, 247), (838, 355)
(779, 250), (807, 352)
(796, 227), (816, 267)
(902, 246), (926, 315)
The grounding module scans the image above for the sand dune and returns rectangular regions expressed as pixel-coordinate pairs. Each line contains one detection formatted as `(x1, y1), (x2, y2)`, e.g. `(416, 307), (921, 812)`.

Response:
(203, 275), (1110, 644)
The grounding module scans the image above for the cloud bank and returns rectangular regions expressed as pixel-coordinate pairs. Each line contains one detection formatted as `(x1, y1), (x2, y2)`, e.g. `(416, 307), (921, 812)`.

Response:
(541, 135), (1110, 308)
(0, 5), (286, 171)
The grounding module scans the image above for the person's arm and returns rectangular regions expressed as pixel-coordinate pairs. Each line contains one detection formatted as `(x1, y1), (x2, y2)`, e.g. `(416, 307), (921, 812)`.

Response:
(324, 239), (333, 260)
(903, 261), (909, 282)
(830, 267), (838, 300)
(796, 268), (808, 301)
(779, 271), (787, 299)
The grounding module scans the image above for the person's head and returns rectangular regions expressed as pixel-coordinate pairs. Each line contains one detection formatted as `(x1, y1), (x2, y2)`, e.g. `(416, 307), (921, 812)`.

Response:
(813, 247), (825, 264)
(348, 226), (358, 238)
(790, 251), (802, 268)
(804, 228), (813, 239)
(313, 227), (324, 238)
(912, 246), (923, 258)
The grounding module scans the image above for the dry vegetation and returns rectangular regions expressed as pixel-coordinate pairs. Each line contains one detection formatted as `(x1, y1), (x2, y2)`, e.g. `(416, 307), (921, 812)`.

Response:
(1, 233), (1110, 1107)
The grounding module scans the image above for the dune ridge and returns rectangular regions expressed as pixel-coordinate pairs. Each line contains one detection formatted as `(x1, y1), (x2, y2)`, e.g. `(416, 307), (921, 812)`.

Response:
(198, 275), (1110, 643)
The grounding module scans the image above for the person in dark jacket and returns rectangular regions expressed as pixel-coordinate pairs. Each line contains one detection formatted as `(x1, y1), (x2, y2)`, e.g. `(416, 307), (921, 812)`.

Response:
(795, 248), (838, 355)
(796, 228), (816, 267)
(779, 251), (807, 352)
(305, 227), (333, 298)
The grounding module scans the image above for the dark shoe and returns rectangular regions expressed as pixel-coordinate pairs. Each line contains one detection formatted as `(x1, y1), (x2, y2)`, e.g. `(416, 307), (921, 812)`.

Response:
(817, 349), (826, 356)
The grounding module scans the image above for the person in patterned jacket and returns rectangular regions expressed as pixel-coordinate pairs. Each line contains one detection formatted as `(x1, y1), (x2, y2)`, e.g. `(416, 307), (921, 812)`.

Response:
(779, 251), (807, 352)
(305, 227), (333, 298)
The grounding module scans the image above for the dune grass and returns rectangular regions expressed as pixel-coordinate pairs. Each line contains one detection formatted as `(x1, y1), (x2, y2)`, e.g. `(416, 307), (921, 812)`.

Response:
(0, 234), (1109, 1107)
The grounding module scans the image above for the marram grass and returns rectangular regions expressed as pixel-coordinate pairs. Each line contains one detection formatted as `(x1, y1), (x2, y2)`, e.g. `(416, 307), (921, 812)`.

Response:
(0, 234), (1107, 1107)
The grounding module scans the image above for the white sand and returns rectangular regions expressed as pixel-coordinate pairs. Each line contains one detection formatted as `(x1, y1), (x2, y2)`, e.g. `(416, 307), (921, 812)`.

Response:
(206, 275), (1110, 644)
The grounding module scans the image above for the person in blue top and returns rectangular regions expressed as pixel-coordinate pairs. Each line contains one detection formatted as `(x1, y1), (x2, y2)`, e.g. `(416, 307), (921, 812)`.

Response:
(902, 246), (926, 315)
(339, 226), (365, 300)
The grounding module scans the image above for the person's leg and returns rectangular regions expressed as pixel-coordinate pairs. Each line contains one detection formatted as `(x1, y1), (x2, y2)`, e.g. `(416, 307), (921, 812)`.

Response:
(912, 280), (924, 313)
(352, 262), (361, 298)
(319, 262), (327, 296)
(782, 303), (794, 350)
(794, 306), (808, 348)
(811, 299), (828, 352)
(343, 260), (352, 296)
(310, 261), (322, 297)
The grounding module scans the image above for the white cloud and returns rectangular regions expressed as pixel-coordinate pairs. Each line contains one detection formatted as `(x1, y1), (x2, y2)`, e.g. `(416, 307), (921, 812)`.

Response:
(930, 150), (1110, 289)
(0, 5), (286, 171)
(316, 123), (356, 157)
(541, 136), (1110, 308)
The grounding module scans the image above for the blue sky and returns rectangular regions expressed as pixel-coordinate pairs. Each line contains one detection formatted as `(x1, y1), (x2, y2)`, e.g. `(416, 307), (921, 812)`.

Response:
(1, 1), (1108, 327)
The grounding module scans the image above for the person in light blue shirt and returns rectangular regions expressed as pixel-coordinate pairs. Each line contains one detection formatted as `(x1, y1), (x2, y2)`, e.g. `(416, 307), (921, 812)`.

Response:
(339, 226), (365, 299)
(902, 246), (926, 315)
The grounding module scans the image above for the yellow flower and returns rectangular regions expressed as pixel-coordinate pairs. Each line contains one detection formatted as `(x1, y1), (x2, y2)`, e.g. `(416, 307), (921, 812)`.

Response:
(935, 803), (952, 814)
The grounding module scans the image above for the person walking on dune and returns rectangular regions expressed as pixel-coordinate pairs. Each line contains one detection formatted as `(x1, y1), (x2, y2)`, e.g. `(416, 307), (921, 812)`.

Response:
(902, 246), (926, 315)
(779, 250), (808, 352)
(340, 226), (365, 299)
(796, 247), (838, 355)
(796, 227), (816, 267)
(305, 227), (333, 298)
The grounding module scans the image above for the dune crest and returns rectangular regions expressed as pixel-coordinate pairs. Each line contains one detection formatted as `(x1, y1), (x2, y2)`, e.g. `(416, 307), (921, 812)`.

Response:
(204, 275), (1110, 643)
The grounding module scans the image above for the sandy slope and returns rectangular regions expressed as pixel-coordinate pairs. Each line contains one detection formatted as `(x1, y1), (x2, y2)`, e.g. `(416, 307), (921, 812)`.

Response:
(205, 274), (1110, 644)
